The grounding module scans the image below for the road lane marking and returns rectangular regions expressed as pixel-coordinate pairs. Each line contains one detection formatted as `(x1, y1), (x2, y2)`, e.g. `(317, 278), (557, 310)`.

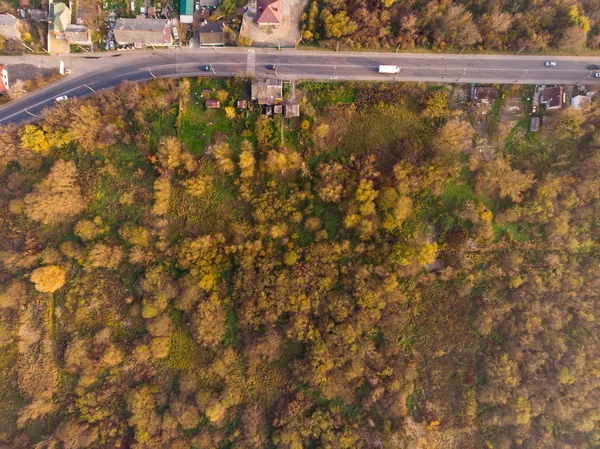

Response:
(247, 50), (256, 77)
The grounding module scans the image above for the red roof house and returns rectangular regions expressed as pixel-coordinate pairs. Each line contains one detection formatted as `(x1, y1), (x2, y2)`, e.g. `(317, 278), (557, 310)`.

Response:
(256, 0), (281, 26)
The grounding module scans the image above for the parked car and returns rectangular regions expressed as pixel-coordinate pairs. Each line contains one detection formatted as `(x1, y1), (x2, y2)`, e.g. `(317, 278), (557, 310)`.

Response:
(108, 41), (114, 50)
(55, 95), (68, 103)
(267, 64), (278, 70)
(594, 72), (600, 78)
(200, 65), (211, 71)
(544, 61), (557, 67)
(589, 65), (600, 70)
(172, 26), (179, 40)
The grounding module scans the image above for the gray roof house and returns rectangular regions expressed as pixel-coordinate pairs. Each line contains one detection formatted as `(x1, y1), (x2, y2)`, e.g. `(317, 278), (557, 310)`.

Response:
(65, 24), (92, 45)
(199, 21), (225, 46)
(0, 14), (20, 40)
(114, 16), (172, 47)
(251, 79), (283, 105)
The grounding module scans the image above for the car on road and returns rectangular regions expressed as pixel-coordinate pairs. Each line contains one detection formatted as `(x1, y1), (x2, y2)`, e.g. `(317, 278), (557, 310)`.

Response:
(200, 65), (212, 71)
(594, 72), (600, 78)
(544, 61), (557, 67)
(589, 65), (600, 70)
(55, 95), (68, 103)
(267, 65), (278, 70)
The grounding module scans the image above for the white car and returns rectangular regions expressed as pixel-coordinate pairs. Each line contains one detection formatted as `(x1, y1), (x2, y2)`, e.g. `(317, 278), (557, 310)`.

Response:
(55, 95), (68, 103)
(545, 61), (557, 67)
(594, 72), (600, 78)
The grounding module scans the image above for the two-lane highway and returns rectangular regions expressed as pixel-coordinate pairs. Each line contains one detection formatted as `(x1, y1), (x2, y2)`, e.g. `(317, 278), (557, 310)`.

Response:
(1, 47), (599, 126)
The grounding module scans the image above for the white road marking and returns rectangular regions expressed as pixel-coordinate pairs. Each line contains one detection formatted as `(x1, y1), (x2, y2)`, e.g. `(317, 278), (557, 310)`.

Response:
(247, 50), (256, 77)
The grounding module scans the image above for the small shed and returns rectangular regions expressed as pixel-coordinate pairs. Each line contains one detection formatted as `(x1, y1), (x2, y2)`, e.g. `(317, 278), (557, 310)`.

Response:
(571, 95), (591, 110)
(206, 99), (220, 109)
(201, 89), (212, 98)
(237, 100), (247, 109)
(529, 117), (540, 132)
(273, 104), (283, 114)
(285, 103), (299, 118)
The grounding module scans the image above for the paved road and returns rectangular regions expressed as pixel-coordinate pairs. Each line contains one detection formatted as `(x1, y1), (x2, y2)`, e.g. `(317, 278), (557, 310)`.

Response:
(1, 47), (599, 125)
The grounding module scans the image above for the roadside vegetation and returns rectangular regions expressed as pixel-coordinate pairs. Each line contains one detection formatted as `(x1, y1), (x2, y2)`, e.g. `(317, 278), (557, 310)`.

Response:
(0, 77), (599, 448)
(300, 0), (600, 53)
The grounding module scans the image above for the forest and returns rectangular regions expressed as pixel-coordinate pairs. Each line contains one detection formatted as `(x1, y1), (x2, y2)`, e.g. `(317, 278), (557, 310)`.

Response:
(0, 77), (599, 449)
(301, 0), (600, 52)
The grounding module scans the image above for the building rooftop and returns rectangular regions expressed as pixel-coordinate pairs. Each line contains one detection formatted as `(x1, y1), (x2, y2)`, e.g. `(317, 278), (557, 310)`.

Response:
(571, 95), (591, 110)
(49, 2), (71, 34)
(256, 0), (281, 24)
(29, 9), (48, 22)
(65, 24), (90, 44)
(541, 86), (563, 109)
(251, 78), (283, 104)
(285, 103), (299, 118)
(0, 13), (19, 40)
(114, 17), (172, 45)
(530, 116), (540, 132)
(1, 64), (57, 89)
(472, 86), (498, 106)
(199, 21), (224, 45)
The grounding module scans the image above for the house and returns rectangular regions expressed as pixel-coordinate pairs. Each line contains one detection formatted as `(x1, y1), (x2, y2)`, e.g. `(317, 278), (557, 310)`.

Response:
(251, 79), (283, 104)
(48, 1), (71, 53)
(1, 64), (56, 90)
(29, 9), (48, 22)
(540, 86), (563, 110)
(571, 95), (592, 110)
(529, 117), (540, 132)
(0, 65), (6, 94)
(114, 16), (172, 48)
(237, 100), (247, 109)
(206, 99), (220, 108)
(472, 86), (498, 108)
(0, 14), (20, 40)
(284, 103), (299, 118)
(180, 0), (194, 24)
(199, 21), (224, 46)
(256, 0), (280, 26)
(65, 24), (92, 46)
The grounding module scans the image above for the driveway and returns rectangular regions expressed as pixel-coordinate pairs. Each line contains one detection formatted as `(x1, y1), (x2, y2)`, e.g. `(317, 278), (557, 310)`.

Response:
(239, 0), (306, 47)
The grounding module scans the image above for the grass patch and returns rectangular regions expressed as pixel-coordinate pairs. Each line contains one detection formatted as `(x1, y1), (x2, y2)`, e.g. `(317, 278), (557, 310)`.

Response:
(492, 223), (529, 242)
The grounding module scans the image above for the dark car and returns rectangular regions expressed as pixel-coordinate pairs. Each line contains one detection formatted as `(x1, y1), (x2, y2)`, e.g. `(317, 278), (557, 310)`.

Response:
(200, 65), (211, 71)
(589, 65), (600, 70)
(267, 65), (278, 70)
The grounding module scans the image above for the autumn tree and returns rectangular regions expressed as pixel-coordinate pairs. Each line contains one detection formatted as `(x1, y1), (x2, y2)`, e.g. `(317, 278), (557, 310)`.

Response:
(24, 160), (85, 225)
(30, 265), (66, 293)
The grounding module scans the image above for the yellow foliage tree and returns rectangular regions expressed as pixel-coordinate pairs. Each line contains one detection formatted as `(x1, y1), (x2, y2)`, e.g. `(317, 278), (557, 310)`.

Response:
(30, 265), (66, 293)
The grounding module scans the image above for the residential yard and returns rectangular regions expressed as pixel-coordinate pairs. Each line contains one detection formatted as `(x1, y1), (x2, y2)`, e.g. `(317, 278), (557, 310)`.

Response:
(178, 78), (256, 156)
(239, 0), (306, 47)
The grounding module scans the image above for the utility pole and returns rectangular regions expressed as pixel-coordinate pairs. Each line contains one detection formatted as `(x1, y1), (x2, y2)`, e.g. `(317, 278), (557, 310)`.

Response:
(395, 67), (401, 80)
(515, 69), (528, 83)
(211, 66), (216, 76)
(457, 68), (466, 82)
